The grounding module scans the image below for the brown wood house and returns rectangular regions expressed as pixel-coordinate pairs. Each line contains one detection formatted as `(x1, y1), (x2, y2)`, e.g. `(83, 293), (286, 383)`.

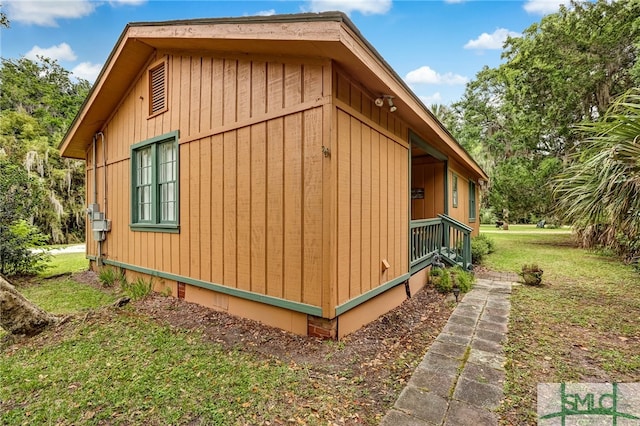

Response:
(60, 12), (488, 339)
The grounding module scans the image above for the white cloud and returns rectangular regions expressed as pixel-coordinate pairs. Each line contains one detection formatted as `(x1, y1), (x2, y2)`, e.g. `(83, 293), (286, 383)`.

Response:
(25, 42), (78, 61)
(72, 62), (102, 83)
(523, 0), (570, 15)
(420, 93), (443, 105)
(255, 9), (276, 16)
(444, 0), (466, 3)
(109, 0), (147, 5)
(464, 28), (521, 50)
(307, 0), (392, 15)
(405, 66), (468, 86)
(5, 0), (96, 26)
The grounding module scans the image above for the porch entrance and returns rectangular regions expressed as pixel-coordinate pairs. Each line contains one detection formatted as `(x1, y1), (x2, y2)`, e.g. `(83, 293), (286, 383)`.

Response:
(409, 136), (472, 273)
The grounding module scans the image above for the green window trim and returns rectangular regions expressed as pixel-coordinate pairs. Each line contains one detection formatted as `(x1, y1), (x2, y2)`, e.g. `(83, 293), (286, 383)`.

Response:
(130, 131), (180, 232)
(469, 181), (477, 222)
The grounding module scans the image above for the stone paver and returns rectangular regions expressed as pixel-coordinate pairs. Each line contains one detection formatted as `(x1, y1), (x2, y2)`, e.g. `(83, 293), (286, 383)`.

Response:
(394, 387), (449, 424)
(380, 273), (514, 426)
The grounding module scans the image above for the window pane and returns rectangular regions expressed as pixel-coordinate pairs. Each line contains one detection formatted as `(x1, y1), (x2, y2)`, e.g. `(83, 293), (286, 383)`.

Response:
(166, 182), (174, 202)
(165, 202), (175, 222)
(167, 162), (174, 182)
(142, 203), (151, 221)
(159, 161), (165, 183)
(161, 202), (168, 222)
(139, 147), (151, 167)
(159, 182), (176, 222)
(162, 142), (175, 162)
(162, 162), (170, 183)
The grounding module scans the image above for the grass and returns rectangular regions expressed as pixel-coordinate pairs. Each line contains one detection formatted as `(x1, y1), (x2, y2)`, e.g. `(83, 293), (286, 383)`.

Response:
(39, 252), (88, 278)
(15, 278), (116, 315)
(0, 312), (309, 425)
(480, 226), (640, 424)
(0, 253), (360, 425)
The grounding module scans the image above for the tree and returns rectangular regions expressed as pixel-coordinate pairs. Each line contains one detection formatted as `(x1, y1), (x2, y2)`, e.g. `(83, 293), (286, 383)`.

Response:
(0, 58), (89, 243)
(555, 89), (640, 260)
(0, 157), (49, 276)
(501, 0), (640, 158)
(1, 6), (8, 28)
(449, 0), (640, 223)
(0, 12), (61, 338)
(0, 57), (91, 137)
(488, 157), (562, 224)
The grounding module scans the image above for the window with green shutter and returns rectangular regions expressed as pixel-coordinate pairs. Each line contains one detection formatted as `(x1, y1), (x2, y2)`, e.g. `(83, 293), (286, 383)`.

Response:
(130, 131), (179, 232)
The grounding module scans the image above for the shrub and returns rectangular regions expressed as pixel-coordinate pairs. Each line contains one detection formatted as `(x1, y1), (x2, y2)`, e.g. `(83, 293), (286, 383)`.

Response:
(430, 265), (475, 294)
(471, 238), (489, 264)
(471, 234), (496, 264)
(430, 267), (451, 293)
(0, 220), (50, 276)
(452, 266), (474, 293)
(122, 277), (153, 300)
(480, 207), (497, 225)
(98, 267), (124, 288)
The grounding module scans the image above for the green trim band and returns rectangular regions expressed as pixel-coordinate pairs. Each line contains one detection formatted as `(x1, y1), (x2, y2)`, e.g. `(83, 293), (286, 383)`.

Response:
(87, 257), (322, 316)
(129, 224), (180, 233)
(335, 273), (411, 316)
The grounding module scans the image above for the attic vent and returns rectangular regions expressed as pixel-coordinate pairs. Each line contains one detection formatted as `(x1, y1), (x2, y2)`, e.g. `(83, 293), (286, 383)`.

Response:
(149, 60), (167, 116)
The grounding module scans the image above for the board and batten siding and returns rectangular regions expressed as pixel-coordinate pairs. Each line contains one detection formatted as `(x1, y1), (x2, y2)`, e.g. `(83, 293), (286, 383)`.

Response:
(86, 53), (331, 310)
(332, 70), (410, 309)
(410, 156), (445, 221)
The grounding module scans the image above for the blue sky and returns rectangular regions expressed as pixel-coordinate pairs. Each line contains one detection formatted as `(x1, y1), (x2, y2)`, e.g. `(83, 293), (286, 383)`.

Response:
(1, 0), (570, 105)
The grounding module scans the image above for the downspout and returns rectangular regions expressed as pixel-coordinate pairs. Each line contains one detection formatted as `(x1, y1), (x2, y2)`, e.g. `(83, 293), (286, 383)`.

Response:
(97, 132), (105, 265)
(92, 134), (98, 206)
(100, 132), (107, 220)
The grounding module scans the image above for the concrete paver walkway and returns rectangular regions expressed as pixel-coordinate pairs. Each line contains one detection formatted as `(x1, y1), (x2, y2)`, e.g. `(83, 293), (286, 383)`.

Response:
(381, 272), (517, 426)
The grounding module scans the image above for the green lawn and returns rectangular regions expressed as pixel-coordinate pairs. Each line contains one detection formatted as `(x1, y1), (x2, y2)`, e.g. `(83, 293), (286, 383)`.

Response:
(16, 278), (115, 314)
(480, 226), (640, 424)
(1, 312), (305, 425)
(0, 254), (356, 425)
(39, 251), (89, 278)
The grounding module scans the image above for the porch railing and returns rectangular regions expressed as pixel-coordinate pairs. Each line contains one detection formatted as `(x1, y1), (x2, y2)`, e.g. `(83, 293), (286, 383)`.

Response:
(410, 214), (472, 273)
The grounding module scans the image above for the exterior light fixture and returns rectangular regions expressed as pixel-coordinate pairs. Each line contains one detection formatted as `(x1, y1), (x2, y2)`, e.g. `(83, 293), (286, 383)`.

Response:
(387, 96), (397, 113)
(451, 271), (460, 303)
(374, 95), (397, 112)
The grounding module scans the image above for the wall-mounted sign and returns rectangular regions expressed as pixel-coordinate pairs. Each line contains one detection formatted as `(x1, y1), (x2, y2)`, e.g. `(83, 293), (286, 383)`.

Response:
(411, 188), (424, 199)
